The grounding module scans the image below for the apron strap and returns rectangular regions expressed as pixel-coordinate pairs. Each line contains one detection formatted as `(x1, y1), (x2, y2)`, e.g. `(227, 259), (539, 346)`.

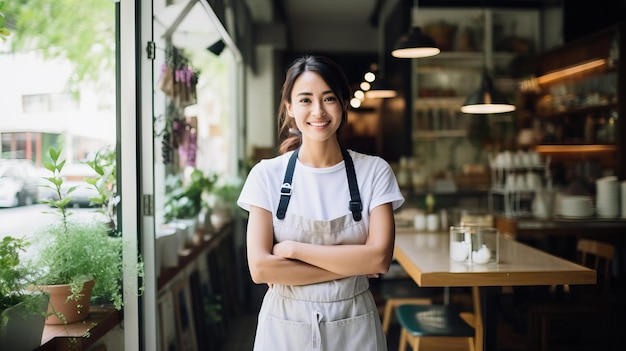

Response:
(341, 147), (363, 221)
(276, 148), (299, 219)
(275, 147), (363, 222)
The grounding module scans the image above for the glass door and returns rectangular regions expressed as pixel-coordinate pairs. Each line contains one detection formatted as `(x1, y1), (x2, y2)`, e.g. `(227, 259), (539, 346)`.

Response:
(120, 0), (244, 349)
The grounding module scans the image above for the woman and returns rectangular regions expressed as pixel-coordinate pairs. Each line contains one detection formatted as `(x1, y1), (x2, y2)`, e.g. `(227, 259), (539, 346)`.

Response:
(237, 55), (404, 350)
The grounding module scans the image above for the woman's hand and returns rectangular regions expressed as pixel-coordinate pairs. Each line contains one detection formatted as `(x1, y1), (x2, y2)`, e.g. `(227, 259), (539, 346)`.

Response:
(272, 240), (296, 259)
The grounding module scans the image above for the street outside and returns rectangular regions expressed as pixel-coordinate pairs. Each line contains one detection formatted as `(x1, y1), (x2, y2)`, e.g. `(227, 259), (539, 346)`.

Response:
(0, 204), (104, 240)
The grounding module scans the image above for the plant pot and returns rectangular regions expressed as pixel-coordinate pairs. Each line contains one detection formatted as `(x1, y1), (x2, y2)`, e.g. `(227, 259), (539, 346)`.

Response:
(156, 226), (180, 272)
(0, 293), (49, 351)
(40, 280), (95, 325)
(175, 217), (198, 247)
(210, 207), (233, 230)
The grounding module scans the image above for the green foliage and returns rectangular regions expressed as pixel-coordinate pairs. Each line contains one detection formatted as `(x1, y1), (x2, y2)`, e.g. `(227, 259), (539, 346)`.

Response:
(83, 146), (119, 233)
(32, 220), (124, 309)
(2, 0), (115, 92)
(0, 236), (47, 329)
(40, 146), (73, 232)
(163, 169), (217, 222)
(0, 1), (10, 41)
(205, 175), (243, 212)
(33, 146), (143, 311)
(0, 237), (34, 312)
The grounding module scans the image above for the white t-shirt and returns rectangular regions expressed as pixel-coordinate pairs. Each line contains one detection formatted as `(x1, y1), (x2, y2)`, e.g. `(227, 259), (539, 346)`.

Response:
(237, 149), (405, 232)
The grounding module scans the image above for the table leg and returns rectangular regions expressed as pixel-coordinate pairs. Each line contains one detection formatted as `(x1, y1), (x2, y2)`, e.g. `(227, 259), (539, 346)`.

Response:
(473, 286), (499, 351)
(472, 286), (483, 351)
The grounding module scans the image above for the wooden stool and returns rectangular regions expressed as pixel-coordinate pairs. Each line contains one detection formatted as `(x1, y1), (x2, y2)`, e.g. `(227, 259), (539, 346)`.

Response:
(395, 304), (475, 351)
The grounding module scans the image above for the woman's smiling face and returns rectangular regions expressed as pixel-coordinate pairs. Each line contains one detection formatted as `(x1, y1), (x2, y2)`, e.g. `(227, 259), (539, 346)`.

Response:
(286, 71), (343, 144)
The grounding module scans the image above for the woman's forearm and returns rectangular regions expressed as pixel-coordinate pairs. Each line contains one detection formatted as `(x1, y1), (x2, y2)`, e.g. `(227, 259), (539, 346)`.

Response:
(273, 204), (396, 276)
(248, 252), (346, 285)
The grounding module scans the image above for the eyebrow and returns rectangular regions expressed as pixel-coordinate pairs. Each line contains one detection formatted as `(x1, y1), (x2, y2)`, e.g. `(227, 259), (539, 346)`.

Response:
(294, 90), (334, 97)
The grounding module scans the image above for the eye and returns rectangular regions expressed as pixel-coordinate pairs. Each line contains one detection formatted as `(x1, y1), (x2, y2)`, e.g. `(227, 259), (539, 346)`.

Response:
(298, 97), (311, 103)
(324, 95), (337, 102)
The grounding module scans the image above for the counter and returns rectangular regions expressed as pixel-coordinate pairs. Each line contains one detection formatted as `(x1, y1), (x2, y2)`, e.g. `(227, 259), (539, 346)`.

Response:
(495, 215), (626, 241)
(495, 215), (626, 281)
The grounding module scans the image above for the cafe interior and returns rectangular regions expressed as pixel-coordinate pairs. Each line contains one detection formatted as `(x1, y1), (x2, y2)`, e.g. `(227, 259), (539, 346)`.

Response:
(235, 1), (626, 351)
(22, 0), (625, 351)
(131, 2), (622, 351)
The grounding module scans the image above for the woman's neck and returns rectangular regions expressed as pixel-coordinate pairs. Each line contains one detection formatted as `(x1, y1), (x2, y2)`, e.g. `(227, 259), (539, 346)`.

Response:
(298, 141), (343, 168)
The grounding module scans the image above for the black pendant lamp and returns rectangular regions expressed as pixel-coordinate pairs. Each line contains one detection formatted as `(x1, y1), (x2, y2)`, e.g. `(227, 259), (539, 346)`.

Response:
(391, 0), (440, 59)
(460, 6), (515, 114)
(391, 26), (440, 59)
(460, 69), (516, 114)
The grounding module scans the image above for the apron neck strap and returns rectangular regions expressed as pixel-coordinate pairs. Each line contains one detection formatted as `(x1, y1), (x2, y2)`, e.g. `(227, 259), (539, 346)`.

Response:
(341, 147), (362, 221)
(276, 148), (299, 219)
(276, 147), (362, 221)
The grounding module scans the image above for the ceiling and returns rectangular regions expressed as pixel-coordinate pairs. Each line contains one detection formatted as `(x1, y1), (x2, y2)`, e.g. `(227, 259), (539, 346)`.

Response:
(245, 0), (381, 54)
(243, 0), (561, 54)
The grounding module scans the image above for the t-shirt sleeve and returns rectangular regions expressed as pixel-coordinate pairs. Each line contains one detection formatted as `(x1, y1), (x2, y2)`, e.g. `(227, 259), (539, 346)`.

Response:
(370, 158), (405, 211)
(237, 161), (273, 213)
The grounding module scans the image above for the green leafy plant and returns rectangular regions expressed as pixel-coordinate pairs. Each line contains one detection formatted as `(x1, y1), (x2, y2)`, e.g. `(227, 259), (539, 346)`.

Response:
(163, 169), (217, 222)
(204, 175), (243, 213)
(83, 145), (119, 233)
(0, 236), (47, 329)
(0, 236), (49, 351)
(33, 146), (143, 313)
(0, 1), (10, 41)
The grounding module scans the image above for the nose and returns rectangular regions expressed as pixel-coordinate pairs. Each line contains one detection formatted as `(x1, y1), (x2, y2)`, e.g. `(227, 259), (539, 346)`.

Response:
(312, 101), (326, 117)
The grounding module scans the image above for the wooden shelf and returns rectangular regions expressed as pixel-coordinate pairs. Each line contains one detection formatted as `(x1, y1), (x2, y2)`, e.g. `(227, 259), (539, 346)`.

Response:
(37, 307), (121, 351)
(535, 144), (616, 153)
(537, 102), (618, 119)
(157, 224), (232, 291)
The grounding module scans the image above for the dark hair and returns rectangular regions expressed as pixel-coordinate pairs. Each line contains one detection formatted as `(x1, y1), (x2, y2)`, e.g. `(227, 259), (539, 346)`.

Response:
(278, 55), (352, 154)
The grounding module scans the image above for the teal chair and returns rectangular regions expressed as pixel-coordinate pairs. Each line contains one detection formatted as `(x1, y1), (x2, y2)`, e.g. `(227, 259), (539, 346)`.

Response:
(395, 304), (475, 351)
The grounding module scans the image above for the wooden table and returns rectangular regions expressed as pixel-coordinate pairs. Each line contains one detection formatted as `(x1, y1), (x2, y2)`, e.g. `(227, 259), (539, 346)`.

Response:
(393, 228), (596, 351)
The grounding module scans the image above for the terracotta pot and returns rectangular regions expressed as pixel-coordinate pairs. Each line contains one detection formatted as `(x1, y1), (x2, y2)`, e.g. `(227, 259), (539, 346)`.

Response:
(40, 280), (95, 325)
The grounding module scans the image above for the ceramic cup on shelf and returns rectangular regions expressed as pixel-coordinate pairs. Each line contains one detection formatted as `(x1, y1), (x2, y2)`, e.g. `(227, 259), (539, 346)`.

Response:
(515, 173), (527, 191)
(414, 212), (426, 231)
(526, 171), (542, 190)
(505, 174), (517, 190)
(426, 213), (439, 232)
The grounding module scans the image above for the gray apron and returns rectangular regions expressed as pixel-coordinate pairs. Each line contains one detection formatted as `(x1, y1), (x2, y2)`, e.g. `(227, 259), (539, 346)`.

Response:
(252, 148), (387, 350)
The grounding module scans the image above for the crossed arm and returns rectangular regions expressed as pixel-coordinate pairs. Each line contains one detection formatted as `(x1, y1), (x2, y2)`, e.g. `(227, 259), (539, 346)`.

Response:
(246, 203), (396, 286)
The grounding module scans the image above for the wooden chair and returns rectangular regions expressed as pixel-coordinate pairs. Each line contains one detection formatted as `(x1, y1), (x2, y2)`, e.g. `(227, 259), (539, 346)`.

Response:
(528, 238), (616, 351)
(395, 304), (475, 351)
(379, 277), (443, 335)
(576, 238), (615, 294)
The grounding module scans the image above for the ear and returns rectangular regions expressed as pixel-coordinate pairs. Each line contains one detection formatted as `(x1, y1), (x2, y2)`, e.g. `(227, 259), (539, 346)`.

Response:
(285, 102), (294, 117)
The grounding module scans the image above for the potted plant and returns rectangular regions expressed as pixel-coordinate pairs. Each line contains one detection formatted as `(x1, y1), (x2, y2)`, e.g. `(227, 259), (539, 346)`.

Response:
(31, 146), (141, 325)
(204, 175), (243, 230)
(163, 169), (217, 243)
(0, 236), (49, 351)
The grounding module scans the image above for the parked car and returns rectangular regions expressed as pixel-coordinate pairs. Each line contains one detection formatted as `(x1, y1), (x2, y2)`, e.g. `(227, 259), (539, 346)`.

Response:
(0, 159), (41, 207)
